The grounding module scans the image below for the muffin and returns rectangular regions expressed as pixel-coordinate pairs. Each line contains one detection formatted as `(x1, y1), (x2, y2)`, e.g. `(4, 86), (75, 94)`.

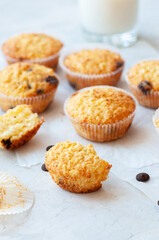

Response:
(0, 105), (44, 150)
(0, 172), (34, 215)
(127, 60), (159, 108)
(2, 33), (63, 68)
(65, 86), (136, 142)
(60, 48), (124, 90)
(0, 62), (59, 113)
(45, 141), (112, 193)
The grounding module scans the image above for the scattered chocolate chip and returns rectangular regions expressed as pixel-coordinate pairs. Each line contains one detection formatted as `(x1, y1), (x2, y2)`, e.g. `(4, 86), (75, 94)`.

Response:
(138, 81), (152, 95)
(136, 173), (150, 182)
(69, 82), (77, 90)
(116, 61), (124, 69)
(41, 163), (48, 172)
(46, 145), (54, 151)
(45, 76), (59, 85)
(27, 68), (32, 72)
(157, 201), (159, 206)
(36, 89), (44, 95)
(2, 139), (11, 149)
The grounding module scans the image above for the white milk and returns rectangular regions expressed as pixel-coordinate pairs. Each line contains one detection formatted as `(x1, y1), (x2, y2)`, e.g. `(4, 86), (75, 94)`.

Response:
(79, 0), (138, 35)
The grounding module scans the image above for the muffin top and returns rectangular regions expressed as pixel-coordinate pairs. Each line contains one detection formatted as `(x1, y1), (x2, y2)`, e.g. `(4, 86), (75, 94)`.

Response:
(45, 141), (111, 182)
(66, 87), (136, 125)
(2, 33), (63, 60)
(128, 60), (159, 91)
(0, 62), (59, 97)
(64, 49), (124, 75)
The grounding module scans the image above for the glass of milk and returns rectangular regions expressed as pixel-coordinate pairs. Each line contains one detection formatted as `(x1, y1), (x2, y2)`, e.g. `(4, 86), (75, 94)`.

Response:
(79, 0), (139, 47)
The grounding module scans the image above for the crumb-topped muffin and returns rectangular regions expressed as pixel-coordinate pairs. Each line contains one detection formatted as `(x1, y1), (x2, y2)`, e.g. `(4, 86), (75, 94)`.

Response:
(60, 48), (124, 90)
(2, 33), (63, 68)
(0, 62), (59, 112)
(45, 141), (112, 193)
(65, 87), (136, 142)
(64, 49), (124, 75)
(127, 60), (159, 108)
(0, 105), (44, 150)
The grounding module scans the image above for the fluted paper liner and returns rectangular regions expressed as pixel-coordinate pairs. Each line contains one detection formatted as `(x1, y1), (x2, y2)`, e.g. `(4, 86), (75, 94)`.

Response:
(0, 172), (34, 215)
(64, 86), (137, 142)
(152, 108), (159, 135)
(59, 45), (124, 90)
(3, 50), (62, 69)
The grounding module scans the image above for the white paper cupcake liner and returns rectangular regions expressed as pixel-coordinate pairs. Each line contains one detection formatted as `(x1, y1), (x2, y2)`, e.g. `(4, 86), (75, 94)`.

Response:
(64, 86), (137, 142)
(152, 108), (159, 135)
(125, 59), (159, 109)
(3, 49), (62, 69)
(59, 44), (124, 90)
(0, 80), (59, 113)
(0, 172), (34, 215)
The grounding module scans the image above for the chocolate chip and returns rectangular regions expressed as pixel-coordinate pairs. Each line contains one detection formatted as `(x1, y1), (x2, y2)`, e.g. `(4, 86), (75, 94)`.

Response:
(157, 201), (159, 206)
(27, 82), (31, 89)
(18, 57), (25, 61)
(36, 89), (44, 94)
(27, 68), (32, 72)
(41, 163), (48, 172)
(69, 82), (77, 90)
(46, 145), (54, 151)
(10, 107), (14, 109)
(45, 76), (59, 85)
(136, 173), (150, 182)
(2, 139), (11, 149)
(138, 81), (152, 95)
(58, 178), (63, 185)
(116, 61), (124, 69)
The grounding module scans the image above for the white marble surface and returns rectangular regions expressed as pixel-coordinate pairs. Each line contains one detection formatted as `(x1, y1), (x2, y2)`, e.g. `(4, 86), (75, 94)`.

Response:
(0, 1), (159, 240)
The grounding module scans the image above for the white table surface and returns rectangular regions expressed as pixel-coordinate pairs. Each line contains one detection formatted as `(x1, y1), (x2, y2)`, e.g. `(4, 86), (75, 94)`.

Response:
(0, 1), (159, 240)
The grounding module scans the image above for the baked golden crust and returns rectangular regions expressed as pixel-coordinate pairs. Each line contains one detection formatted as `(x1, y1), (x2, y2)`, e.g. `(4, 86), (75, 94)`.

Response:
(0, 62), (59, 97)
(45, 141), (112, 193)
(64, 49), (124, 75)
(2, 33), (63, 60)
(0, 105), (44, 150)
(128, 60), (159, 91)
(66, 87), (136, 125)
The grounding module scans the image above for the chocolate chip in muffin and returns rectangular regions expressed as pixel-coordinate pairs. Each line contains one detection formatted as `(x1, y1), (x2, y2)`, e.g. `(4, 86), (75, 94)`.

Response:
(69, 82), (77, 90)
(36, 89), (44, 95)
(27, 82), (31, 89)
(46, 145), (54, 151)
(138, 81), (152, 95)
(18, 57), (24, 61)
(41, 163), (48, 172)
(116, 61), (124, 69)
(10, 107), (14, 109)
(2, 139), (11, 149)
(45, 76), (59, 85)
(136, 173), (150, 182)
